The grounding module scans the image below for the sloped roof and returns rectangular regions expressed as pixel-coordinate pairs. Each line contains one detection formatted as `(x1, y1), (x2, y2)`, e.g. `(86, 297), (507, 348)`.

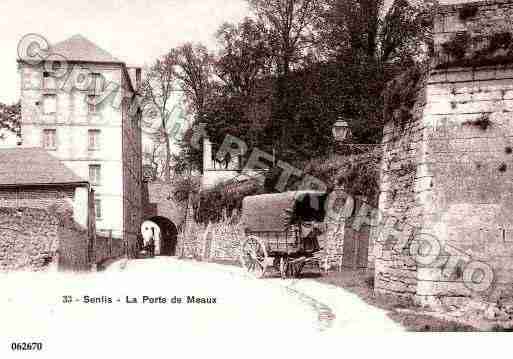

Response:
(0, 148), (88, 187)
(49, 34), (122, 64)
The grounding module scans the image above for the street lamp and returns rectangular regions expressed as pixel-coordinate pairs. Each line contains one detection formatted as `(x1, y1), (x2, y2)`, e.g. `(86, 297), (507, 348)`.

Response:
(331, 118), (383, 154)
(332, 119), (351, 143)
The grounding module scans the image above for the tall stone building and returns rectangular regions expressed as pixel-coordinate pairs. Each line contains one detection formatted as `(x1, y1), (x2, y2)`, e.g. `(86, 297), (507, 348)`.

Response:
(18, 34), (143, 257)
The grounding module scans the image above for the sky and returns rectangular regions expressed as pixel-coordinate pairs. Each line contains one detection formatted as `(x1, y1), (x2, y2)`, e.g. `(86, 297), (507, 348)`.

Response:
(0, 0), (455, 104)
(0, 0), (250, 104)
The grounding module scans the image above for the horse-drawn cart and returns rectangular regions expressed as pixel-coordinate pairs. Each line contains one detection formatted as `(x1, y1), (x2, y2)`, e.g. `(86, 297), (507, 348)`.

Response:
(239, 191), (327, 279)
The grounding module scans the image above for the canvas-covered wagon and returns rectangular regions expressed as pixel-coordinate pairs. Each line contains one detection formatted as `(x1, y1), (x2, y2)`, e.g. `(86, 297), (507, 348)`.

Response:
(240, 191), (327, 279)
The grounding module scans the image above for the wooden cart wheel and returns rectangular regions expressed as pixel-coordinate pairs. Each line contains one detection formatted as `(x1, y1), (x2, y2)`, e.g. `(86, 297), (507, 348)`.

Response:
(287, 262), (295, 278)
(240, 236), (268, 278)
(296, 261), (306, 277)
(288, 261), (297, 278)
(279, 257), (289, 279)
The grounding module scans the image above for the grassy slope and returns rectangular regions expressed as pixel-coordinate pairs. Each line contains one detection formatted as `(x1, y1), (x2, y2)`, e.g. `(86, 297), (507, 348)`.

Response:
(311, 269), (477, 331)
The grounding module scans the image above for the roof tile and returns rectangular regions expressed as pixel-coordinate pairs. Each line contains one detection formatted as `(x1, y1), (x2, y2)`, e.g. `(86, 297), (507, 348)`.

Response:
(0, 148), (88, 186)
(49, 34), (122, 63)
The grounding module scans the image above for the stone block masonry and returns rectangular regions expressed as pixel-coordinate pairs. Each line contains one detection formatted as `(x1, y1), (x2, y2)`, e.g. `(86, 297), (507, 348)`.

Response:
(374, 0), (513, 308)
(0, 185), (119, 271)
(374, 85), (426, 301)
(0, 207), (89, 271)
(0, 187), (74, 209)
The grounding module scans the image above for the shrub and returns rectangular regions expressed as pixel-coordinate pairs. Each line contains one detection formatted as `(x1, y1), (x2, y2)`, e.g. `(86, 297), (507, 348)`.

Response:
(458, 4), (479, 21)
(192, 151), (381, 223)
(437, 31), (513, 69)
(384, 63), (427, 129)
(171, 174), (200, 203)
(300, 151), (381, 205)
(463, 114), (492, 131)
(488, 32), (513, 53)
(441, 31), (470, 60)
(364, 275), (375, 289)
(193, 178), (265, 224)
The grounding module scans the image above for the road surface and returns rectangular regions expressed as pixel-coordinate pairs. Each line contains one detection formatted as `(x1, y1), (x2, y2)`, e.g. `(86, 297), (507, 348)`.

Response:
(0, 257), (402, 356)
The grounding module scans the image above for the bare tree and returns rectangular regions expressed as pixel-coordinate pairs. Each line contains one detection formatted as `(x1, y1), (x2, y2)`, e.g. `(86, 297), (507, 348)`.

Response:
(142, 133), (166, 180)
(140, 55), (181, 182)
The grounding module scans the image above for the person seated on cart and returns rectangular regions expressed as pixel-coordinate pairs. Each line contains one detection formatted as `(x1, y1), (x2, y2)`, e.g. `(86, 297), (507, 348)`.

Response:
(300, 222), (322, 253)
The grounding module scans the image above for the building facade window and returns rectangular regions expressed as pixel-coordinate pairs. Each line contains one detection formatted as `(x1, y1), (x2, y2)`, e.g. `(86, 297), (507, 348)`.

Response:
(94, 198), (102, 219)
(90, 73), (103, 93)
(43, 71), (56, 90)
(87, 95), (99, 113)
(42, 94), (57, 114)
(88, 129), (101, 150)
(42, 129), (57, 149)
(89, 164), (101, 185)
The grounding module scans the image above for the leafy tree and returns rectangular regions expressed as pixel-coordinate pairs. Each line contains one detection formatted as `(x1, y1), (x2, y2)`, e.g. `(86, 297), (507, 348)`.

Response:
(248, 0), (323, 152)
(168, 0), (438, 179)
(172, 43), (216, 117)
(215, 18), (270, 99)
(313, 0), (438, 143)
(168, 43), (217, 175)
(0, 101), (21, 144)
(249, 0), (321, 76)
(0, 101), (21, 132)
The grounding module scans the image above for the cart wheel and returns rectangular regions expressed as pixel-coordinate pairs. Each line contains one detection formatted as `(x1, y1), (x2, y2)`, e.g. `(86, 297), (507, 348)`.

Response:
(287, 262), (295, 278)
(295, 261), (306, 278)
(279, 257), (288, 279)
(240, 236), (268, 278)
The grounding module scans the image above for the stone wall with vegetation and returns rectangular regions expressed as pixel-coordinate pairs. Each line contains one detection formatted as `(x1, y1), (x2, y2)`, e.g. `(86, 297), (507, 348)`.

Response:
(178, 151), (381, 270)
(177, 218), (234, 262)
(177, 199), (350, 271)
(0, 187), (74, 209)
(303, 154), (381, 271)
(58, 210), (90, 272)
(375, 0), (513, 308)
(0, 207), (90, 271)
(374, 69), (427, 300)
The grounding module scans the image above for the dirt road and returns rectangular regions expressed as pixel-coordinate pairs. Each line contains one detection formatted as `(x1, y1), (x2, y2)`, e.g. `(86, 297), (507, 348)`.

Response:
(0, 257), (401, 356)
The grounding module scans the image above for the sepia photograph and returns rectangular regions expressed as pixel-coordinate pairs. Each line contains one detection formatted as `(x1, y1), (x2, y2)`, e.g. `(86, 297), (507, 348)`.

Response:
(1, 0), (512, 356)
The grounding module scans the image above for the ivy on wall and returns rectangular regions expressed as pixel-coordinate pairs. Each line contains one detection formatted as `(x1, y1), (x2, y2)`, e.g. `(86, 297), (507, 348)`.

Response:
(189, 149), (383, 224)
(383, 62), (427, 130)
(192, 178), (265, 224)
(435, 5), (513, 70)
(458, 4), (479, 22)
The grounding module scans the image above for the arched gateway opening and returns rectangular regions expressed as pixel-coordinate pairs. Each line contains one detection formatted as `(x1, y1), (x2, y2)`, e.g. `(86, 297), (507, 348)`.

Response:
(144, 216), (178, 256)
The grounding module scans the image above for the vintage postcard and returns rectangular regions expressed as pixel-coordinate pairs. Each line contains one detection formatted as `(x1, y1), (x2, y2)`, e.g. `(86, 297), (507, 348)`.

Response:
(0, 0), (512, 356)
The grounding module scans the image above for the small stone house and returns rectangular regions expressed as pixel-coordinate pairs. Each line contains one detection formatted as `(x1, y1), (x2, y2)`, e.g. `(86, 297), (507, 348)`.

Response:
(0, 147), (96, 271)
